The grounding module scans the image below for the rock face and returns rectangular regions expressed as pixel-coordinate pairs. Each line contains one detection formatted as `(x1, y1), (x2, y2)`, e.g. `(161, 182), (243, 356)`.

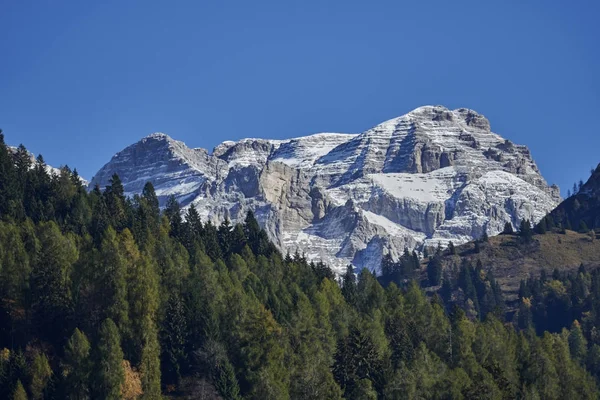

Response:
(90, 106), (561, 273)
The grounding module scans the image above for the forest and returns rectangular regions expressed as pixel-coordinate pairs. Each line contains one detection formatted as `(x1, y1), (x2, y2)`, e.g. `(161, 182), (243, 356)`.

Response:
(1, 132), (600, 399)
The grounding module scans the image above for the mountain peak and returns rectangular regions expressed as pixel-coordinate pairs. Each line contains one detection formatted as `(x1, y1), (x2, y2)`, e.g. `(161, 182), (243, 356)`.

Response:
(90, 107), (559, 273)
(143, 132), (173, 141)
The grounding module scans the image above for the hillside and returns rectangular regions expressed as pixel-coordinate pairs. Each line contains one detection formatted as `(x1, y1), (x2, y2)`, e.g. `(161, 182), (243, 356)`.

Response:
(431, 230), (600, 301)
(548, 163), (600, 231)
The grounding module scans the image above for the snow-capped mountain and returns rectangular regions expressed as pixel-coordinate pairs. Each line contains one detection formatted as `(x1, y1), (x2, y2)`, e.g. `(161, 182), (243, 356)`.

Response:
(90, 106), (560, 273)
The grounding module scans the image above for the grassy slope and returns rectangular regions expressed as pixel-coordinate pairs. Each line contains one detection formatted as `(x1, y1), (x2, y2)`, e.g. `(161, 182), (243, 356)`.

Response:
(428, 230), (600, 301)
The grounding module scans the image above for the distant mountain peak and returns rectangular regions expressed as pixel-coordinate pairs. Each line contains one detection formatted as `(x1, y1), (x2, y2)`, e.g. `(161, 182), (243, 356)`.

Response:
(90, 106), (560, 273)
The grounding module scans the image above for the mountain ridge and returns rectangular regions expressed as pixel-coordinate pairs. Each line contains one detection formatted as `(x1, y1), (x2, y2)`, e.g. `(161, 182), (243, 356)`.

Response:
(90, 105), (561, 272)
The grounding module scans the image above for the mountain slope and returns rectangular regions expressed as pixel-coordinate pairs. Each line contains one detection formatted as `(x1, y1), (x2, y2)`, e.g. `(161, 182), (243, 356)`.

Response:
(90, 106), (560, 272)
(547, 163), (600, 230)
(430, 230), (600, 301)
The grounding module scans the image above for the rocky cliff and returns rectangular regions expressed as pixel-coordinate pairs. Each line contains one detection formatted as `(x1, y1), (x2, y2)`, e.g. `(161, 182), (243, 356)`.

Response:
(90, 106), (560, 273)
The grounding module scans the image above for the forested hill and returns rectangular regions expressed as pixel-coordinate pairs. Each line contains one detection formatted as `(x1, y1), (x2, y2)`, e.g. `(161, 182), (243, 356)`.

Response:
(1, 132), (600, 400)
(548, 163), (600, 231)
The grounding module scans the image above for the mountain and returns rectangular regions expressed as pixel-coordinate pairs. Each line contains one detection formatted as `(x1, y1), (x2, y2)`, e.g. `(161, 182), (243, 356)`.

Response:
(547, 163), (600, 231)
(90, 105), (560, 273)
(8, 145), (88, 184)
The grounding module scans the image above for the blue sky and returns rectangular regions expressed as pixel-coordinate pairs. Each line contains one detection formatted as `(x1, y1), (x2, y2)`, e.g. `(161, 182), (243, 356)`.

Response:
(1, 0), (598, 194)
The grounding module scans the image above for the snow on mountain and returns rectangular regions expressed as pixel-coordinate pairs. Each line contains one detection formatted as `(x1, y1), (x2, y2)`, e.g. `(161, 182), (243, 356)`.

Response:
(89, 106), (561, 273)
(9, 146), (89, 184)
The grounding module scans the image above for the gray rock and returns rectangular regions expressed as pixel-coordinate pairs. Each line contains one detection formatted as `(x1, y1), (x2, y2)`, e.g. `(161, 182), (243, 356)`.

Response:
(90, 106), (560, 273)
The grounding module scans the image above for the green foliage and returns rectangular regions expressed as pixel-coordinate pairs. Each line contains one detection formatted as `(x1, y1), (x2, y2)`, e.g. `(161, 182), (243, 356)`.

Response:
(1, 139), (600, 398)
(94, 319), (124, 400)
(139, 318), (161, 399)
(12, 380), (27, 400)
(29, 352), (52, 400)
(427, 256), (443, 286)
(519, 219), (534, 243)
(63, 328), (92, 400)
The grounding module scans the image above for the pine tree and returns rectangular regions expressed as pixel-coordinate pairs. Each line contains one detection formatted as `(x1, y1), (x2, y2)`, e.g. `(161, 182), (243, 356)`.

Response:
(568, 320), (587, 364)
(164, 195), (182, 239)
(140, 318), (161, 400)
(448, 241), (456, 255)
(341, 265), (357, 306)
(0, 132), (17, 217)
(244, 210), (263, 254)
(218, 218), (233, 256)
(502, 222), (514, 235)
(12, 380), (27, 400)
(161, 295), (187, 385)
(104, 174), (128, 231)
(427, 256), (443, 286)
(215, 359), (242, 400)
(535, 217), (547, 234)
(519, 219), (533, 243)
(94, 319), (125, 400)
(29, 352), (52, 400)
(63, 328), (92, 400)
(30, 221), (77, 345)
(99, 227), (129, 332)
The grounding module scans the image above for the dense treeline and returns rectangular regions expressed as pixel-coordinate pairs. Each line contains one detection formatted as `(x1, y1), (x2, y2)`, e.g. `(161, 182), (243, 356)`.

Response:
(0, 133), (600, 399)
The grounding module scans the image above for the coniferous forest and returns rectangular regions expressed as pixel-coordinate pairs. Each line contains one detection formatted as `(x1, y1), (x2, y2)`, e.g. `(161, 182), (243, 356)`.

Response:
(2, 132), (600, 400)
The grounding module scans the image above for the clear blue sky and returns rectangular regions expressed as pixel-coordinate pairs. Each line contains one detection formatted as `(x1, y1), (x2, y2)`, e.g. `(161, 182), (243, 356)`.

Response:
(1, 0), (598, 194)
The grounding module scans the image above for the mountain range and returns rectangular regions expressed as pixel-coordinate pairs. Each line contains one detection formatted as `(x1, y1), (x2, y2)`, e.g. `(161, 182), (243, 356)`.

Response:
(89, 105), (561, 273)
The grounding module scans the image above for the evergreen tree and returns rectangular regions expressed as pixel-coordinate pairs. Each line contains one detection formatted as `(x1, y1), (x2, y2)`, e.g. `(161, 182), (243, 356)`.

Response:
(519, 219), (533, 243)
(29, 352), (52, 400)
(427, 256), (443, 286)
(161, 295), (187, 385)
(448, 241), (456, 255)
(164, 195), (182, 239)
(502, 222), (514, 235)
(94, 319), (125, 400)
(30, 221), (77, 345)
(12, 380), (27, 400)
(482, 230), (489, 242)
(341, 265), (357, 306)
(104, 174), (128, 231)
(140, 318), (161, 400)
(535, 217), (547, 234)
(569, 320), (587, 364)
(63, 328), (92, 400)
